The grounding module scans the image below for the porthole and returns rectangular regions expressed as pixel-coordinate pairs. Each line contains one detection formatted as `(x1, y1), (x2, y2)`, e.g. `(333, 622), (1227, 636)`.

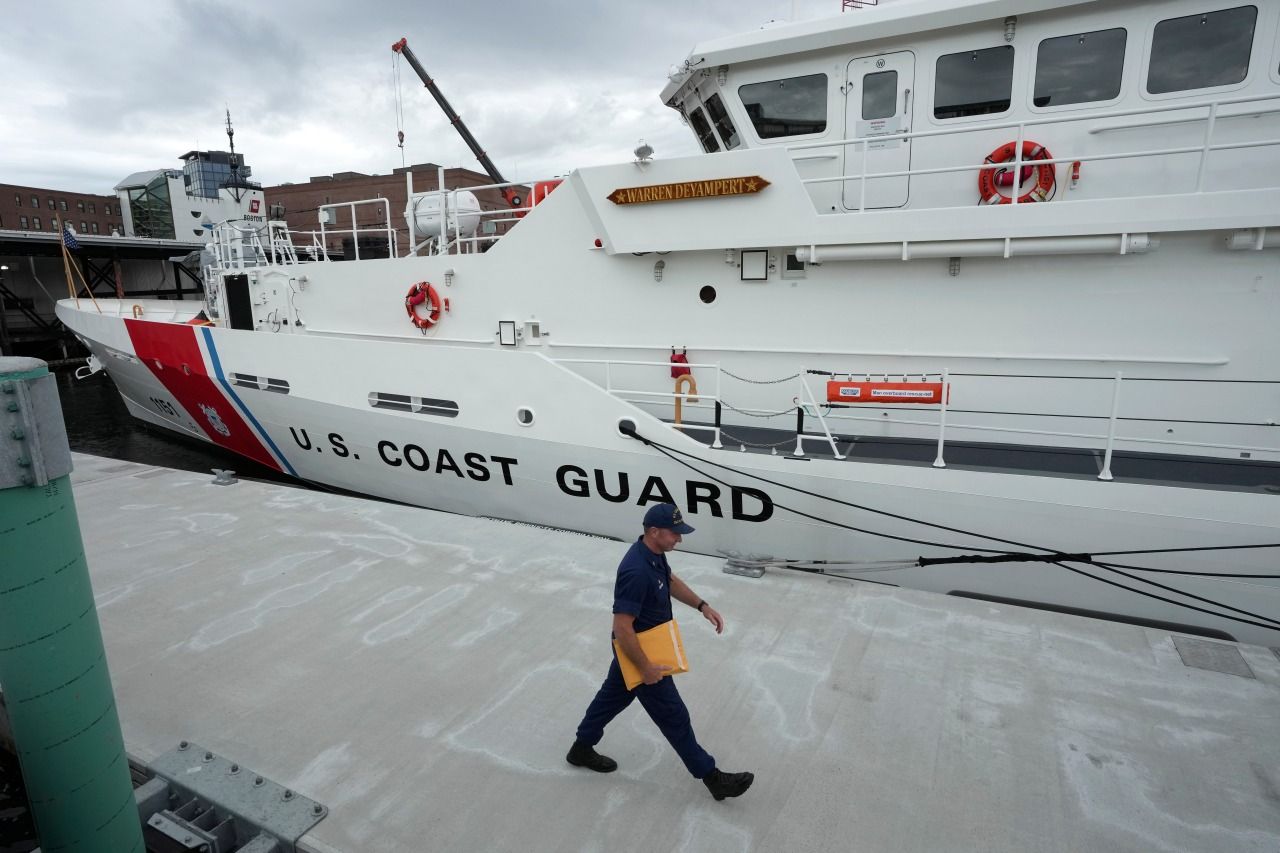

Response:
(699, 285), (717, 304)
(516, 407), (535, 427)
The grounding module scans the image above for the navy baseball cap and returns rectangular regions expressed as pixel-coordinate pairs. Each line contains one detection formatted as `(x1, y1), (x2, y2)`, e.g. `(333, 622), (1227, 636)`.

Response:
(643, 503), (695, 534)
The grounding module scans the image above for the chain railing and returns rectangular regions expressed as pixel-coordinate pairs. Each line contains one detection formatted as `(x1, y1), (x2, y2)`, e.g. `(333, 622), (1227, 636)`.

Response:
(558, 356), (1280, 477)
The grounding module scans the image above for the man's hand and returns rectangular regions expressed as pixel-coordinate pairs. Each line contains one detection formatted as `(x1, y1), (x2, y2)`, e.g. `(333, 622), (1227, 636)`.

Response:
(642, 663), (674, 685)
(702, 605), (724, 634)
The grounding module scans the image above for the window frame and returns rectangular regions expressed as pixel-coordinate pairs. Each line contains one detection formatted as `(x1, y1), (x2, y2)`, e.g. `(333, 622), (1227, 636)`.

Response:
(736, 69), (831, 142)
(32, 215), (42, 230)
(19, 215), (28, 229)
(703, 91), (741, 150)
(687, 105), (721, 153)
(930, 44), (1017, 124)
(1140, 4), (1258, 101)
(1028, 27), (1128, 114)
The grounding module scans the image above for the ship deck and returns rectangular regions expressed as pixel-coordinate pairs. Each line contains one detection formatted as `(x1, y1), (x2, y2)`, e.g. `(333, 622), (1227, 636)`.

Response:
(673, 419), (1280, 494)
(63, 452), (1280, 852)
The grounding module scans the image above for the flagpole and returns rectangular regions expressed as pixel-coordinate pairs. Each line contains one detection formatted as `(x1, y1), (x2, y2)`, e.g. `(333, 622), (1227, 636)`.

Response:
(60, 228), (101, 313)
(69, 254), (102, 314)
(60, 241), (79, 309)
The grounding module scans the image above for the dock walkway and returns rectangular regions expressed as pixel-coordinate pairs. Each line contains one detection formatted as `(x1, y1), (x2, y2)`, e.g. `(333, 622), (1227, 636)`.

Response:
(69, 453), (1280, 853)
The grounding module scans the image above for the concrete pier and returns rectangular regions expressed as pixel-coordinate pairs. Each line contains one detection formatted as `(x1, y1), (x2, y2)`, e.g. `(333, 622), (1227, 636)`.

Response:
(68, 452), (1280, 853)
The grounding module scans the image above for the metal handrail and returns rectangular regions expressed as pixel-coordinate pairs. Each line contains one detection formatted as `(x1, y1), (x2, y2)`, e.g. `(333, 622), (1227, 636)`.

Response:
(788, 91), (1280, 211)
(610, 366), (1279, 476)
(318, 198), (398, 261)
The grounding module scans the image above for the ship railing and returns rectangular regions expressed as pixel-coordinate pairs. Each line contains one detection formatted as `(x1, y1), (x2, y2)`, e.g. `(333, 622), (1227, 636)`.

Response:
(789, 91), (1280, 212)
(318, 198), (398, 261)
(208, 221), (269, 271)
(405, 166), (555, 257)
(559, 358), (1279, 475)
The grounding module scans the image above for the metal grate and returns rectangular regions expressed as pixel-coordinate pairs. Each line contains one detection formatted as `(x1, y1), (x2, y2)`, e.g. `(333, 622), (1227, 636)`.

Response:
(1172, 636), (1255, 679)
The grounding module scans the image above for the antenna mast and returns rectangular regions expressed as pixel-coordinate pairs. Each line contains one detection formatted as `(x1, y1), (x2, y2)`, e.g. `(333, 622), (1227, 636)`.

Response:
(225, 109), (245, 203)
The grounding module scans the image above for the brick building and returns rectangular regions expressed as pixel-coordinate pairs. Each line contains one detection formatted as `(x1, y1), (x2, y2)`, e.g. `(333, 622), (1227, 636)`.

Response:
(264, 163), (528, 256)
(0, 183), (123, 238)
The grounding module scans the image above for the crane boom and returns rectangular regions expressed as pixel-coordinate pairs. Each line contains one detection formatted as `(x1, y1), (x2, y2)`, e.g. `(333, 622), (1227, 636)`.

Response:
(392, 37), (522, 207)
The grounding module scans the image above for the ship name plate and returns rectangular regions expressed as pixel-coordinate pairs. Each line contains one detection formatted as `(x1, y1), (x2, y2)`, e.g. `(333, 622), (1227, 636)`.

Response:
(607, 176), (770, 205)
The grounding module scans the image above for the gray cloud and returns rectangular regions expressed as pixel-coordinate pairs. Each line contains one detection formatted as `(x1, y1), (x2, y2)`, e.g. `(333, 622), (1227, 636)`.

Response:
(3, 0), (841, 192)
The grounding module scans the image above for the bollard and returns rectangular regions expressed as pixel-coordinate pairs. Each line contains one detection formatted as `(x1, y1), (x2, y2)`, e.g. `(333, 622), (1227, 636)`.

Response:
(0, 357), (144, 852)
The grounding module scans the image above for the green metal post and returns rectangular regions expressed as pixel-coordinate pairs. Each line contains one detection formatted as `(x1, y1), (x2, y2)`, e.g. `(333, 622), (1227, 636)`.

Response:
(0, 357), (144, 852)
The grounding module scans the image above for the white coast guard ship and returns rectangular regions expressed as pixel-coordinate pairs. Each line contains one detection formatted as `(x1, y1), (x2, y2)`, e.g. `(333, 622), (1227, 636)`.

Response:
(60, 0), (1280, 646)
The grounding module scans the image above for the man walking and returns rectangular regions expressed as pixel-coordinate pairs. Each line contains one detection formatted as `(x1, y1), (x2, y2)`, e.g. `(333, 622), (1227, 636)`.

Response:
(566, 503), (754, 801)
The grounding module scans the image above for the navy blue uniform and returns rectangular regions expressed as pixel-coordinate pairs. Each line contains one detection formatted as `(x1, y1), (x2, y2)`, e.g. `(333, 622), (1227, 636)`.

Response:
(573, 537), (715, 779)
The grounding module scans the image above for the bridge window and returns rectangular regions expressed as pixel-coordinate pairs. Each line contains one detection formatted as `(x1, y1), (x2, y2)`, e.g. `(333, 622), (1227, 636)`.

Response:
(739, 74), (828, 138)
(934, 46), (1014, 119)
(1148, 6), (1256, 94)
(704, 93), (740, 149)
(1034, 28), (1126, 107)
(862, 70), (898, 120)
(688, 106), (721, 152)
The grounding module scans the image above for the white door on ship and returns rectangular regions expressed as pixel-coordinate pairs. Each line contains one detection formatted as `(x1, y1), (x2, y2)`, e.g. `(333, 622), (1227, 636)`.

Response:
(843, 51), (915, 210)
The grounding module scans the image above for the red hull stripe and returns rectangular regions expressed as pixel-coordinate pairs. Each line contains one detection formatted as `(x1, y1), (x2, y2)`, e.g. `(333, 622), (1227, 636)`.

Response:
(125, 319), (283, 471)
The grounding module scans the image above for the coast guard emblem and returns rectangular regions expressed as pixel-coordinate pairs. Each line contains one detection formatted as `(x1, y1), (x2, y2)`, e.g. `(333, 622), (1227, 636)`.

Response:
(199, 403), (231, 437)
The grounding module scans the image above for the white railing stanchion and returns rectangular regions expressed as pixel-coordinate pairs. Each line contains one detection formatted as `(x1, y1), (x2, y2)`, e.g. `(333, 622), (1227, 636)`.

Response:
(1196, 102), (1219, 192)
(792, 367), (807, 457)
(800, 371), (845, 459)
(1099, 371), (1123, 481)
(858, 141), (869, 212)
(712, 364), (724, 449)
(1011, 124), (1025, 206)
(933, 370), (949, 468)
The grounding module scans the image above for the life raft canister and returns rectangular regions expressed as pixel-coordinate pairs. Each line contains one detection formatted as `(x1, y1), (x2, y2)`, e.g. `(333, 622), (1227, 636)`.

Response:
(670, 348), (691, 379)
(826, 381), (945, 405)
(405, 281), (445, 329)
(531, 179), (562, 206)
(978, 141), (1056, 205)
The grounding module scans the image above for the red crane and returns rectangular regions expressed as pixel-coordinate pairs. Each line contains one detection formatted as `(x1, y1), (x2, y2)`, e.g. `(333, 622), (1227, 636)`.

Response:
(391, 37), (523, 208)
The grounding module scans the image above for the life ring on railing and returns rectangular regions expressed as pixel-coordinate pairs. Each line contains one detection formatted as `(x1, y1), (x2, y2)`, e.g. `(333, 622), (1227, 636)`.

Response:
(405, 281), (445, 329)
(978, 141), (1056, 205)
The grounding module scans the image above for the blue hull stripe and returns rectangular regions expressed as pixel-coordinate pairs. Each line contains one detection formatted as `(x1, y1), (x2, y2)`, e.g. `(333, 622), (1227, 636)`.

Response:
(201, 327), (298, 477)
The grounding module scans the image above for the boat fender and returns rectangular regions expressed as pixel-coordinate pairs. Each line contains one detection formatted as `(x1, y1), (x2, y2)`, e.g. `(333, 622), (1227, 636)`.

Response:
(405, 281), (443, 329)
(978, 141), (1055, 205)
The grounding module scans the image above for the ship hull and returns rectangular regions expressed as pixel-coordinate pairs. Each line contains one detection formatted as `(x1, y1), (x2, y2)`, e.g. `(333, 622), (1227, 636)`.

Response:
(58, 300), (1280, 647)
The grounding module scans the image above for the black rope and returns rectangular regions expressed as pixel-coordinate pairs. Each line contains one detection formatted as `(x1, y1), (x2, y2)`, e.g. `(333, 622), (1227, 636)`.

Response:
(1089, 559), (1280, 579)
(1087, 560), (1280, 629)
(1094, 543), (1280, 557)
(622, 424), (1048, 555)
(1055, 562), (1280, 633)
(918, 552), (1094, 567)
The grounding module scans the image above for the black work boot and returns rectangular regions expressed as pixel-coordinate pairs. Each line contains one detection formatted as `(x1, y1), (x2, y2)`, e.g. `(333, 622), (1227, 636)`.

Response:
(703, 768), (754, 800)
(566, 740), (618, 773)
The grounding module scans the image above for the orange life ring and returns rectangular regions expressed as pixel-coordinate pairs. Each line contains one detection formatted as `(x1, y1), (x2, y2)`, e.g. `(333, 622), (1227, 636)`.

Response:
(405, 281), (443, 329)
(978, 141), (1055, 205)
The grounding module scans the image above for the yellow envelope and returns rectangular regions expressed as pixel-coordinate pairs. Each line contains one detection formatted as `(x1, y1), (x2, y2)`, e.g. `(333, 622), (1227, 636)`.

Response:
(613, 619), (689, 690)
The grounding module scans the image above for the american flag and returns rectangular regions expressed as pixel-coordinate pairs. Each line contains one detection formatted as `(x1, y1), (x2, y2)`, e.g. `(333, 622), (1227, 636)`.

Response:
(62, 225), (80, 251)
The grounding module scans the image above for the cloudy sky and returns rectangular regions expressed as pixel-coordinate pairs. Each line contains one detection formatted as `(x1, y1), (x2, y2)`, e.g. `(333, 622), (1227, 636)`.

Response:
(3, 0), (854, 194)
